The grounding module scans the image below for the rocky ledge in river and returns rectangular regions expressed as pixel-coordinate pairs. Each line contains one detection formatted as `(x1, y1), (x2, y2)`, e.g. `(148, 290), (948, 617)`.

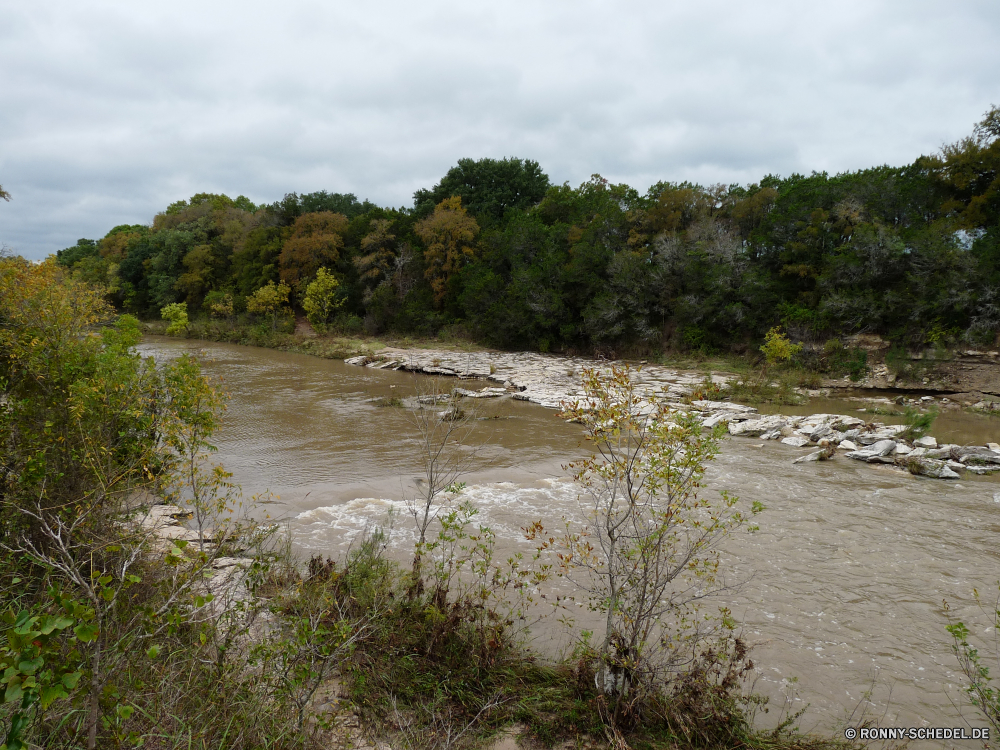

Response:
(345, 349), (1000, 481)
(693, 402), (1000, 479)
(345, 348), (725, 408)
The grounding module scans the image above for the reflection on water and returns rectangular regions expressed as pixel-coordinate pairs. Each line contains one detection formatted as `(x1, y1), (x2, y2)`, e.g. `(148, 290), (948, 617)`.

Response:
(139, 337), (1000, 737)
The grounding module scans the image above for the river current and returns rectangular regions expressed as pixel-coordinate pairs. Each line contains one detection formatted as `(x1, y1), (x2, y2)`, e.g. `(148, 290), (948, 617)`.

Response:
(138, 337), (1000, 739)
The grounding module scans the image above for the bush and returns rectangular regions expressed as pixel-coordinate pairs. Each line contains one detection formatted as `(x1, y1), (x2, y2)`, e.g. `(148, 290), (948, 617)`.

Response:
(556, 366), (763, 726)
(161, 301), (189, 336)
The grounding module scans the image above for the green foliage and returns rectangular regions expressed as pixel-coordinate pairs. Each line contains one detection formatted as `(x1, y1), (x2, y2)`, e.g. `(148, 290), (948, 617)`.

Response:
(760, 326), (802, 366)
(55, 238), (99, 268)
(246, 280), (291, 331)
(160, 301), (189, 336)
(301, 267), (344, 333)
(0, 593), (86, 750)
(946, 583), (1000, 740)
(823, 340), (869, 381)
(205, 290), (234, 318)
(413, 157), (550, 225)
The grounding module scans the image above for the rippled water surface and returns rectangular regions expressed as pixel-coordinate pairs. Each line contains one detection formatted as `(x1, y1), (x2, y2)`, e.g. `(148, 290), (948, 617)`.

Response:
(139, 337), (1000, 738)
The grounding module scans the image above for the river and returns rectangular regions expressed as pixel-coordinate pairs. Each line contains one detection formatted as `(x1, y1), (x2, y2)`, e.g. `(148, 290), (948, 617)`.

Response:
(138, 337), (1000, 740)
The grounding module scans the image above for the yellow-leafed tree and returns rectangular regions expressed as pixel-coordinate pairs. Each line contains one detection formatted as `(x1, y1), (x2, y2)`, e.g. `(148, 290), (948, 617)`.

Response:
(247, 280), (291, 331)
(302, 267), (344, 333)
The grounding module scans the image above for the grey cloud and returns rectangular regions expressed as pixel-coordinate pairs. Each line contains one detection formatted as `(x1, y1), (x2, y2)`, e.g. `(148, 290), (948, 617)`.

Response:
(1, 0), (998, 258)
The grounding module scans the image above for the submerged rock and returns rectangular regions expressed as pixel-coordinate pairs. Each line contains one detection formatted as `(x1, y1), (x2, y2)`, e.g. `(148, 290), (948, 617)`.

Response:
(453, 386), (509, 399)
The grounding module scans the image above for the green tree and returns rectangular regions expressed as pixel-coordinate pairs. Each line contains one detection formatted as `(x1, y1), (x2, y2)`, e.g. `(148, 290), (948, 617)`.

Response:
(204, 291), (233, 318)
(758, 326), (802, 382)
(246, 280), (291, 331)
(160, 301), (189, 336)
(301, 267), (344, 333)
(414, 157), (550, 225)
(174, 244), (216, 305)
(354, 218), (397, 289)
(0, 258), (243, 748)
(55, 239), (99, 268)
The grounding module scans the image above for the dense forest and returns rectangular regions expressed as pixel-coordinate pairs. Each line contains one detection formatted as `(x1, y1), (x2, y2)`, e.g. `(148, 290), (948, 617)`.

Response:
(57, 107), (1000, 354)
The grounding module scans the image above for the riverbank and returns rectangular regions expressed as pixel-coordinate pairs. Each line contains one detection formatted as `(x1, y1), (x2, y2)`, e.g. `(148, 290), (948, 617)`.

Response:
(144, 318), (1000, 401)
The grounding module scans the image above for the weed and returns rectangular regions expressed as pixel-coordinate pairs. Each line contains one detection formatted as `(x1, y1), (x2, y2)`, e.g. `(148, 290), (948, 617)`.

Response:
(372, 396), (405, 408)
(898, 406), (938, 441)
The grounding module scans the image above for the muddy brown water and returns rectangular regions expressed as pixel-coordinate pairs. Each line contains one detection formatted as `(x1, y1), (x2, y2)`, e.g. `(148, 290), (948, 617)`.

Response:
(139, 337), (1000, 740)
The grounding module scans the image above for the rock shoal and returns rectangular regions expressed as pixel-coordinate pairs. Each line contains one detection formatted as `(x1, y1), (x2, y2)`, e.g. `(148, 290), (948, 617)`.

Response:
(345, 349), (1000, 480)
(346, 348), (718, 409)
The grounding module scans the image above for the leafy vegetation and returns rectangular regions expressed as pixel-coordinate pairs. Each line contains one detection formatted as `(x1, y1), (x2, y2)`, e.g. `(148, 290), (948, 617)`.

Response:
(946, 587), (1000, 744)
(46, 106), (1000, 360)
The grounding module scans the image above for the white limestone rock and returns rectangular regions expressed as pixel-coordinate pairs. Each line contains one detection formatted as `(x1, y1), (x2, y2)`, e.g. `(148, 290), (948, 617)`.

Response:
(781, 436), (811, 447)
(729, 415), (788, 437)
(793, 450), (824, 464)
(907, 458), (960, 479)
(809, 424), (833, 442)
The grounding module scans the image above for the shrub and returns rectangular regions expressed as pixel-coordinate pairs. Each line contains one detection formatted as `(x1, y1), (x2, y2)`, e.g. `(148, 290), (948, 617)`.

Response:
(556, 366), (763, 725)
(161, 301), (189, 336)
(246, 281), (291, 331)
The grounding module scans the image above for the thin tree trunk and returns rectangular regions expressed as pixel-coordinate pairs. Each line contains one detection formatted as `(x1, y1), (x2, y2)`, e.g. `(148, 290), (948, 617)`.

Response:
(87, 640), (101, 750)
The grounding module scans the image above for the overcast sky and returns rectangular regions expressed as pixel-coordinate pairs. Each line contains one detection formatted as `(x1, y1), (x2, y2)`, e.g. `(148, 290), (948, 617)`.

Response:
(1, 1), (998, 259)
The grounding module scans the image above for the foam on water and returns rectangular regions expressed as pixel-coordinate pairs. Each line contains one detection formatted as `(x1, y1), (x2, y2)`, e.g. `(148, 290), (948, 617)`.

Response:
(292, 479), (580, 554)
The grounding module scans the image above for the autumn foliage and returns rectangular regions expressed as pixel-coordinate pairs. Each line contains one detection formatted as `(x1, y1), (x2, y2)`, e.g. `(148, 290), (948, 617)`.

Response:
(414, 197), (479, 307)
(278, 211), (349, 293)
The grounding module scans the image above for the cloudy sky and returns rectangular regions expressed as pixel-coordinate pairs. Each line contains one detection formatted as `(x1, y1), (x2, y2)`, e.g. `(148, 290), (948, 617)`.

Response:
(1, 1), (998, 259)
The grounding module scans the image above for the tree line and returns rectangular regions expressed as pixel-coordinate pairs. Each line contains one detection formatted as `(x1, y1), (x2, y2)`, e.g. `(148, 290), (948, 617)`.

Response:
(56, 107), (1000, 354)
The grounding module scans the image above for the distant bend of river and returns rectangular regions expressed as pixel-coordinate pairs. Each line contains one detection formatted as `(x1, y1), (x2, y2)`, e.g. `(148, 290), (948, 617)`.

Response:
(138, 337), (1000, 739)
